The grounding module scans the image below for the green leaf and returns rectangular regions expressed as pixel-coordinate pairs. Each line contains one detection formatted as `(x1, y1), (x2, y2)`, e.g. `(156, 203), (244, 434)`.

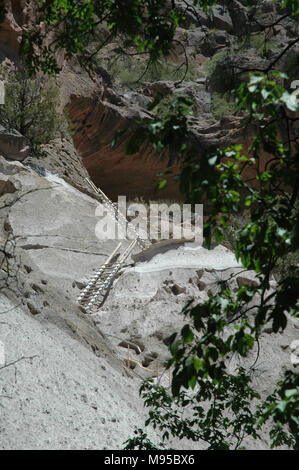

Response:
(285, 389), (298, 399)
(249, 75), (264, 85)
(181, 325), (194, 344)
(276, 400), (288, 413)
(208, 155), (218, 166)
(188, 375), (197, 389)
(193, 357), (202, 372)
(281, 91), (298, 111)
(157, 179), (167, 190)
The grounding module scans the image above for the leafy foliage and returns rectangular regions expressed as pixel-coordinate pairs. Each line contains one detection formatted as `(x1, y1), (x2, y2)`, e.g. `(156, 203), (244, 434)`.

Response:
(202, 49), (229, 76)
(125, 369), (261, 450)
(98, 55), (197, 88)
(211, 93), (237, 119)
(20, 0), (184, 74)
(257, 370), (299, 449)
(112, 94), (194, 165)
(0, 67), (68, 148)
(239, 33), (276, 57)
(124, 427), (165, 450)
(122, 70), (299, 448)
(276, 0), (299, 16)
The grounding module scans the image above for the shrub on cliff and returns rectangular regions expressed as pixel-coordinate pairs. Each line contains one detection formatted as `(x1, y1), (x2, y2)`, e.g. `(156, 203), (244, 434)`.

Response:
(0, 67), (68, 150)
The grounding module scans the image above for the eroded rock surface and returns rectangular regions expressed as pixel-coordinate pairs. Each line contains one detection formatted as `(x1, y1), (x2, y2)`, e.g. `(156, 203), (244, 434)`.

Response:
(0, 155), (298, 450)
(0, 125), (30, 161)
(1, 1), (298, 199)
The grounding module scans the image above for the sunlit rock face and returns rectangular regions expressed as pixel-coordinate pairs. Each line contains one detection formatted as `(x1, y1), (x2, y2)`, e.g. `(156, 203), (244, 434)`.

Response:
(61, 69), (182, 201)
(0, 125), (30, 161)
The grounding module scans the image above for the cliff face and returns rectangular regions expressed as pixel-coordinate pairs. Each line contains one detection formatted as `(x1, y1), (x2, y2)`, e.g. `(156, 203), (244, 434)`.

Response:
(59, 0), (299, 199)
(61, 68), (182, 200)
(0, 2), (298, 451)
(2, 0), (297, 200)
(0, 1), (22, 60)
(0, 155), (297, 449)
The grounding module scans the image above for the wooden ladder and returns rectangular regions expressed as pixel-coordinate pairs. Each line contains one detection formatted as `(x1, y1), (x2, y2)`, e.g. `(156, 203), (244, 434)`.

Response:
(85, 177), (151, 251)
(78, 239), (138, 312)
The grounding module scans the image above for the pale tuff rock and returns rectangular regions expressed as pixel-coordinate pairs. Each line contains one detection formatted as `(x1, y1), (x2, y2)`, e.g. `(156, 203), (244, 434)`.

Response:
(0, 125), (30, 161)
(0, 151), (298, 450)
